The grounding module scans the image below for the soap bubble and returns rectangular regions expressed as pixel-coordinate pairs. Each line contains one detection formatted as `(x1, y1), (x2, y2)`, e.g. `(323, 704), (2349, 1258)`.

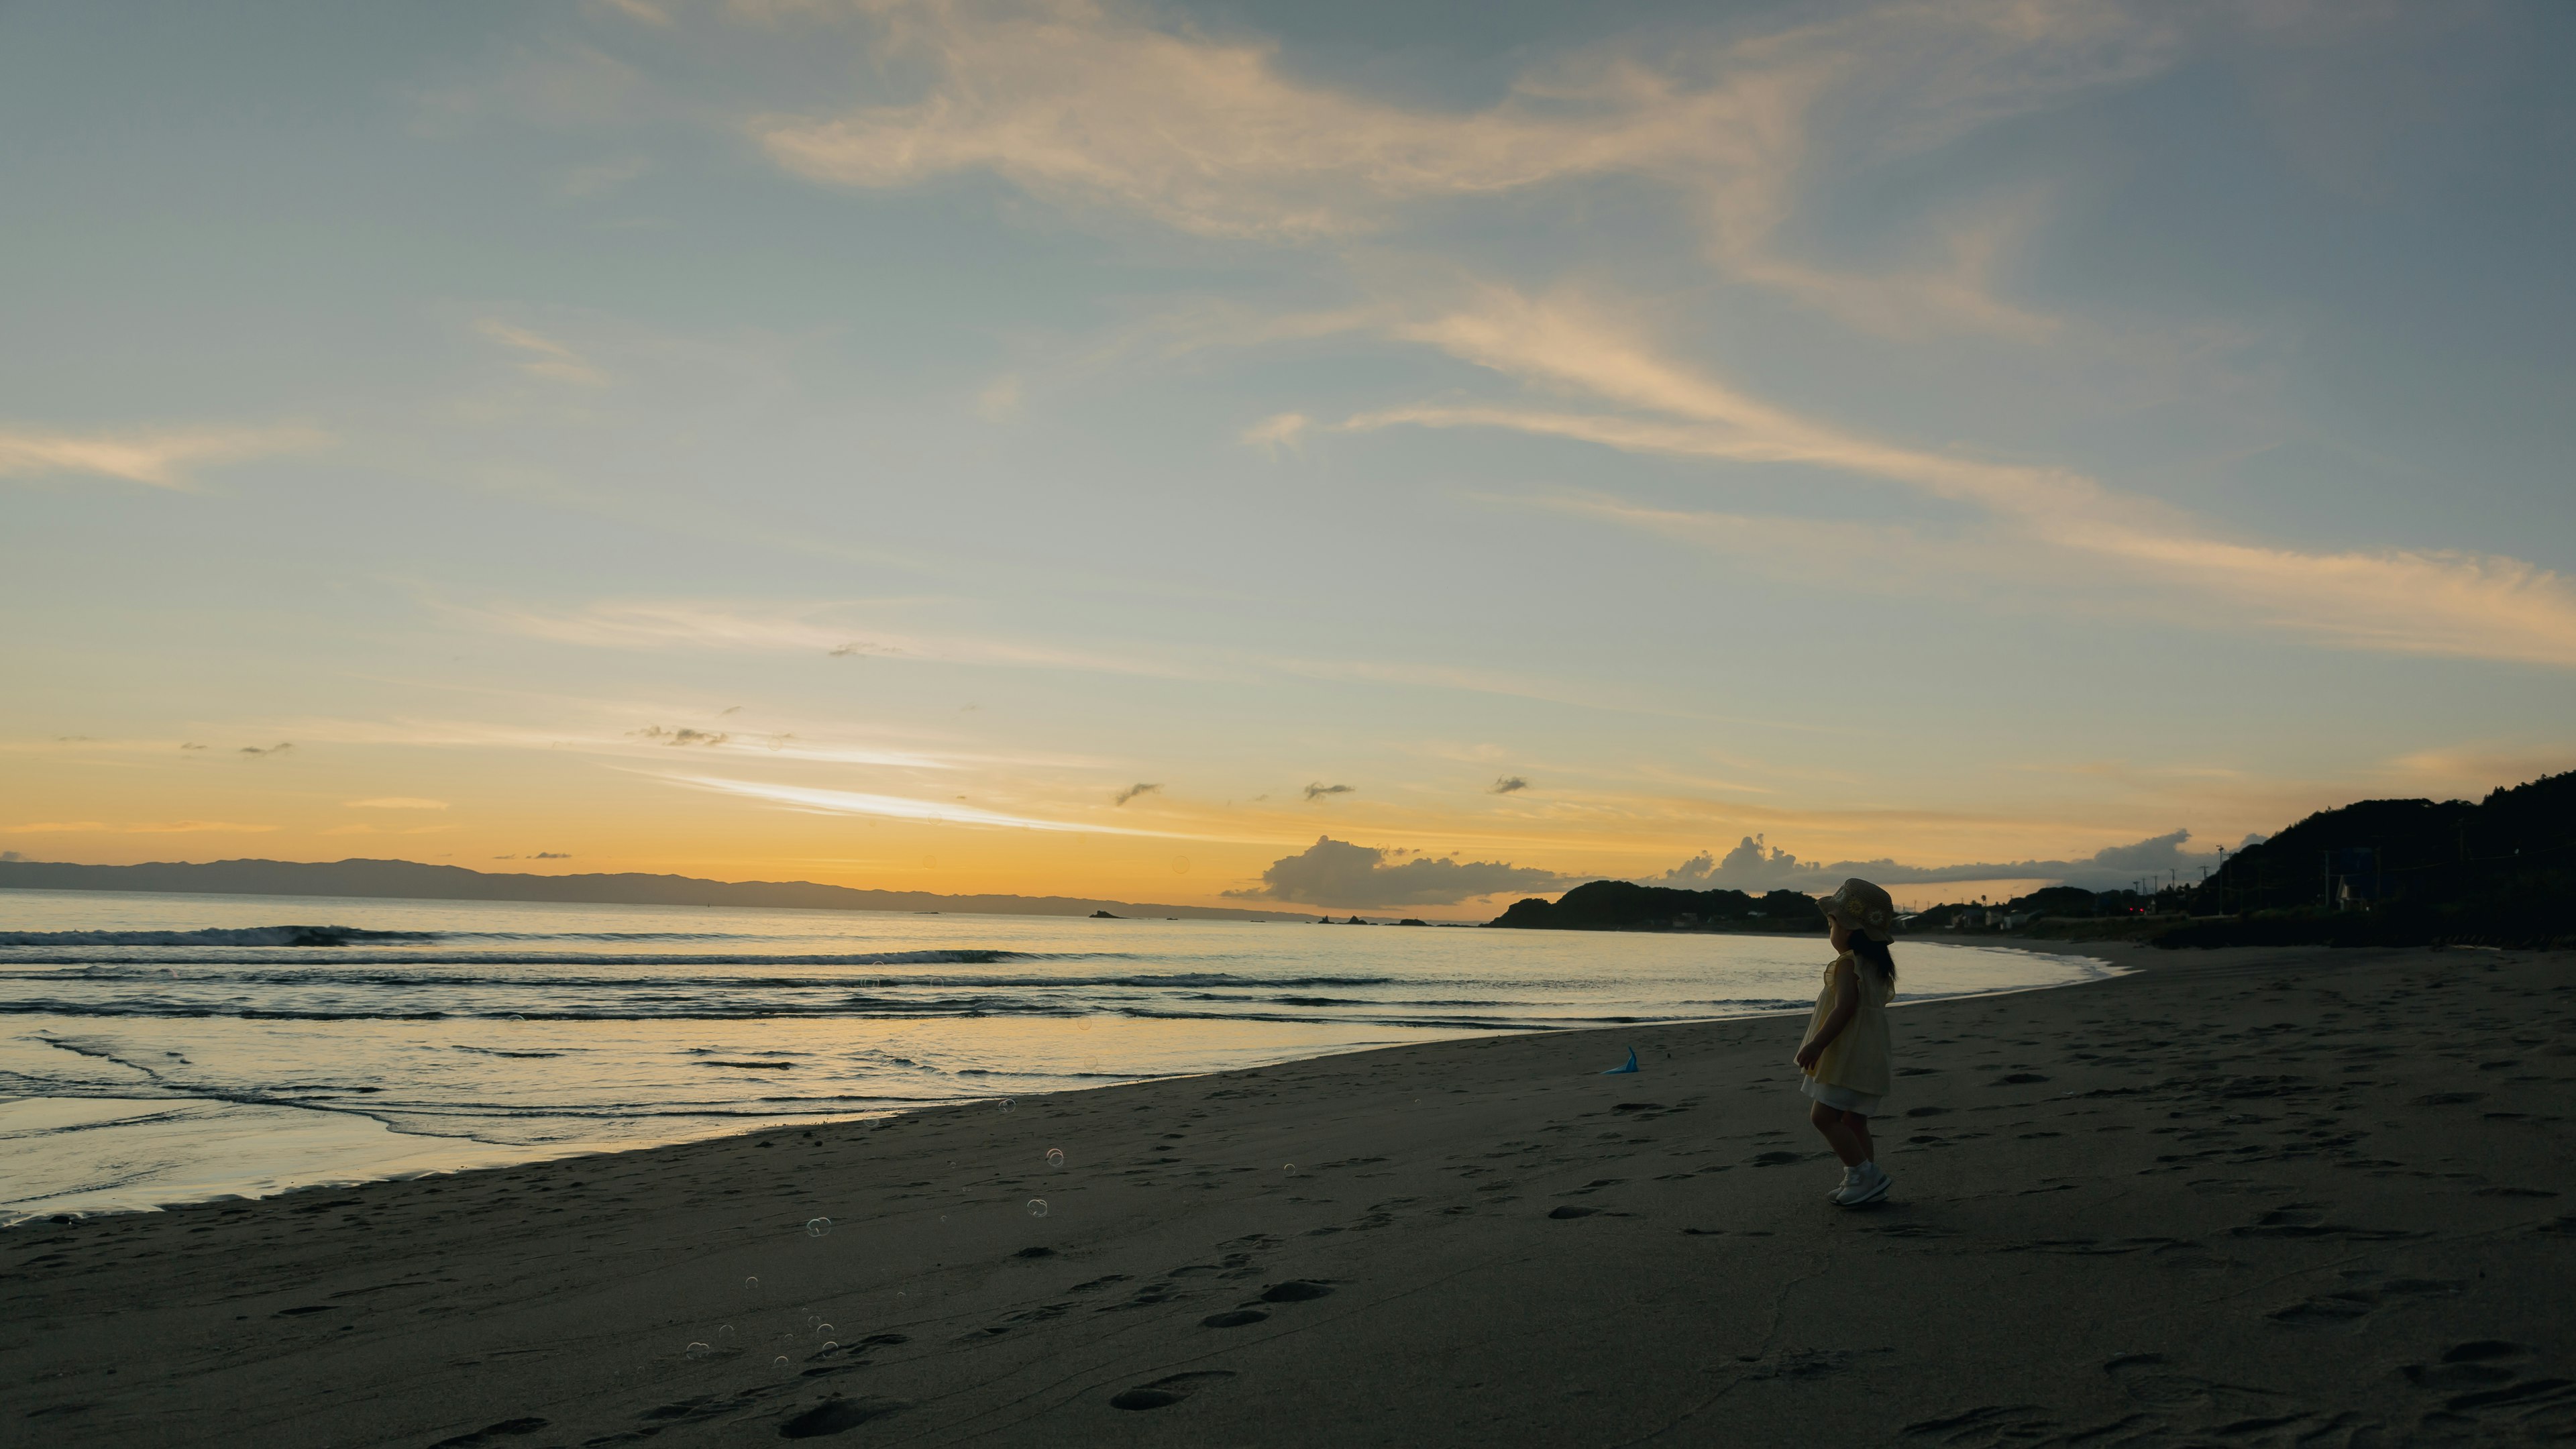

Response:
(805, 1217), (832, 1238)
(806, 1314), (819, 1326)
(716, 1324), (734, 1344)
(1283, 1163), (1299, 1177)
(508, 1014), (526, 1022)
(999, 1098), (1014, 1114)
(745, 1275), (759, 1291)
(685, 1341), (710, 1358)
(1044, 1148), (1065, 1169)
(820, 1340), (838, 1352)
(1026, 1199), (1049, 1219)
(816, 1324), (833, 1337)
(773, 1356), (790, 1370)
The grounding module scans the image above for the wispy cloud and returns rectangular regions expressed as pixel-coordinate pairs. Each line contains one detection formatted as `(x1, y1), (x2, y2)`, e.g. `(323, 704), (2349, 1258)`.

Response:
(1241, 413), (1308, 456)
(1336, 285), (2576, 669)
(588, 0), (672, 29)
(1112, 782), (1162, 806)
(753, 0), (2174, 335)
(655, 773), (1195, 837)
(478, 319), (608, 385)
(1490, 775), (1530, 795)
(0, 425), (325, 490)
(1303, 782), (1354, 801)
(1, 820), (278, 835)
(455, 598), (1201, 680)
(977, 373), (1023, 422)
(561, 154), (653, 197)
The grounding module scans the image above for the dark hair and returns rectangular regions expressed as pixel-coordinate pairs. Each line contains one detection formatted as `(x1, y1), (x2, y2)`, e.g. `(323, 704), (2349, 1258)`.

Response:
(1847, 934), (1896, 987)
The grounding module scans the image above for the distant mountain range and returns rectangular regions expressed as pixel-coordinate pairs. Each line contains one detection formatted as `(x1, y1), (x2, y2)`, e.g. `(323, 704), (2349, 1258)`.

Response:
(0, 856), (1313, 922)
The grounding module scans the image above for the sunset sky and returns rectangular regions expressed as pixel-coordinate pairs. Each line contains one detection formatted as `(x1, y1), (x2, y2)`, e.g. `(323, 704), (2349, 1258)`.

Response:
(5, 0), (2572, 916)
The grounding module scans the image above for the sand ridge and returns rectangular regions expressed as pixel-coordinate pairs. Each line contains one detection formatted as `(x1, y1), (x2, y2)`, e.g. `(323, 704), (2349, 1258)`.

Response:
(5, 943), (2574, 1446)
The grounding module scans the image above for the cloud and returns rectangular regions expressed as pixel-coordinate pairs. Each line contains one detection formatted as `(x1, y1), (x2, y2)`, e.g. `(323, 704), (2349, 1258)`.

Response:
(1226, 835), (1570, 908)
(1489, 775), (1529, 795)
(179, 742), (207, 751)
(3, 820), (276, 835)
(478, 319), (608, 386)
(238, 743), (295, 757)
(977, 374), (1023, 422)
(460, 598), (1196, 680)
(655, 773), (1191, 837)
(561, 154), (653, 197)
(531, 851), (573, 859)
(345, 797), (449, 810)
(631, 726), (730, 747)
(1112, 782), (1162, 806)
(751, 0), (2164, 337)
(1242, 413), (1309, 457)
(589, 0), (672, 29)
(1303, 782), (1354, 801)
(1643, 829), (2223, 896)
(1340, 285), (2576, 669)
(0, 425), (325, 490)
(0, 851), (21, 861)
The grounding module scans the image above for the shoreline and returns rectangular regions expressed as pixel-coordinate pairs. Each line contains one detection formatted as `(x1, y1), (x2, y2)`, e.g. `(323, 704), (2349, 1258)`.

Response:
(9, 941), (2572, 1445)
(1, 939), (2117, 1227)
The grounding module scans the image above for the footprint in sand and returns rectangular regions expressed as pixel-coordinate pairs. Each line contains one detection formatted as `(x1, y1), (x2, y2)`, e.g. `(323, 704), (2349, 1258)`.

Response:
(1258, 1279), (1334, 1302)
(426, 1417), (548, 1448)
(1110, 1370), (1236, 1410)
(779, 1396), (905, 1438)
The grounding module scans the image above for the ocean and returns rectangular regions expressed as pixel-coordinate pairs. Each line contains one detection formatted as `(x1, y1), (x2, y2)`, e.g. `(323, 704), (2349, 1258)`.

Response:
(0, 888), (2114, 1222)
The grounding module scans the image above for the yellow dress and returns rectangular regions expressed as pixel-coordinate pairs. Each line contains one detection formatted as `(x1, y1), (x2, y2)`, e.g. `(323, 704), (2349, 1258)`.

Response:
(1799, 952), (1893, 1101)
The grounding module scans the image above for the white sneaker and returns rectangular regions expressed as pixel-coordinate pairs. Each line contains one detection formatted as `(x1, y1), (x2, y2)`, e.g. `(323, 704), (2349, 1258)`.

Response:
(1833, 1163), (1891, 1207)
(1827, 1165), (1860, 1202)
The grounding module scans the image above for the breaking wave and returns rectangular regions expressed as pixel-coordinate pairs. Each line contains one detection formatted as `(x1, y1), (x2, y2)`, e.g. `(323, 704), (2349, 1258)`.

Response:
(0, 925), (439, 948)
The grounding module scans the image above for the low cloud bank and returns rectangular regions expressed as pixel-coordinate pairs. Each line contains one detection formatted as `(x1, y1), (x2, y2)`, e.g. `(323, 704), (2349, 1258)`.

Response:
(1648, 830), (2247, 895)
(1228, 836), (1569, 908)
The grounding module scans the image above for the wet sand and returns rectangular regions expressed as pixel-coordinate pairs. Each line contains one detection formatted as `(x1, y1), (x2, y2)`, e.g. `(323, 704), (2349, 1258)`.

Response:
(7, 942), (2575, 1446)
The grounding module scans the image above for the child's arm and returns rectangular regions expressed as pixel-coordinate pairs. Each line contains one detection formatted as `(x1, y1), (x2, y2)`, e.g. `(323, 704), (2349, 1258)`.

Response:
(1794, 962), (1861, 1071)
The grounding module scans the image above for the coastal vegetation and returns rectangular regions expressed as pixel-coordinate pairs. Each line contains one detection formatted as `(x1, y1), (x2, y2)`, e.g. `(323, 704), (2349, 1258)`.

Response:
(1489, 880), (1826, 932)
(2157, 768), (2576, 949)
(1491, 769), (2576, 950)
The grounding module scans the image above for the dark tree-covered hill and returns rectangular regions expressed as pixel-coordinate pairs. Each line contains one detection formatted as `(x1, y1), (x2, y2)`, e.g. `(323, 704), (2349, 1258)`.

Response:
(1489, 879), (1822, 931)
(2165, 769), (2576, 947)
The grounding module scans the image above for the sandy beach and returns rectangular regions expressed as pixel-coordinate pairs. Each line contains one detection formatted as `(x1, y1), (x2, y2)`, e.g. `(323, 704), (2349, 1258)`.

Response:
(8, 941), (2574, 1447)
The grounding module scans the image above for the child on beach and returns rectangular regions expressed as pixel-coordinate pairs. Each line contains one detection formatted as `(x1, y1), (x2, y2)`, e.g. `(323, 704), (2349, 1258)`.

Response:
(1795, 877), (1899, 1208)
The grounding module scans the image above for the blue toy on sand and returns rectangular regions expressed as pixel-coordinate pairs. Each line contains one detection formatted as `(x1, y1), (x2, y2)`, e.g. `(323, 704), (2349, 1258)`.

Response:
(1601, 1047), (1639, 1075)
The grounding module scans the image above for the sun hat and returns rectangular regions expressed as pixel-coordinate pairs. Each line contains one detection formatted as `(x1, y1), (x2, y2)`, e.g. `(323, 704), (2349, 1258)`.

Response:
(1817, 877), (1898, 942)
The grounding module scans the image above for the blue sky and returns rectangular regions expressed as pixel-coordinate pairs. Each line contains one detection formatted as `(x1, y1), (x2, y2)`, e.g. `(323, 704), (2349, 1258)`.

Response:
(4, 0), (2571, 912)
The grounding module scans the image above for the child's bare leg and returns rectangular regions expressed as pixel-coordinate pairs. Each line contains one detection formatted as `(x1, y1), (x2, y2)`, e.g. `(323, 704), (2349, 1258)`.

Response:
(1808, 1101), (1867, 1167)
(1847, 1113), (1874, 1165)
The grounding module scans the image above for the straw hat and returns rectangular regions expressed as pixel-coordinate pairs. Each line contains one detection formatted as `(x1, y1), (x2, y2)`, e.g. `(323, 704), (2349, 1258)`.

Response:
(1817, 877), (1898, 942)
